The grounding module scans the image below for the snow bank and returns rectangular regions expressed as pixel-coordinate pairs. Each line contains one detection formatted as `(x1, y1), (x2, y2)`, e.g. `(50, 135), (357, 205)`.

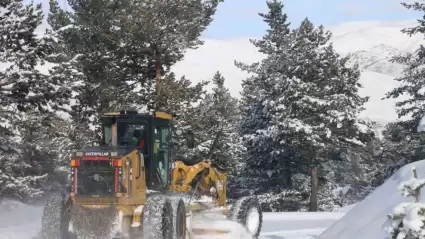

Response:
(318, 160), (425, 239)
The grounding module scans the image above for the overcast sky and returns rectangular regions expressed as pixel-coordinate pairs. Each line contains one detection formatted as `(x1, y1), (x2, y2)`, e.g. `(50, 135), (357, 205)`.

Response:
(26, 0), (421, 39)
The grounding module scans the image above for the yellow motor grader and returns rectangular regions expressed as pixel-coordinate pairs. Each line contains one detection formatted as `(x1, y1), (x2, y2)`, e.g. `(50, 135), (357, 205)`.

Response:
(40, 110), (263, 239)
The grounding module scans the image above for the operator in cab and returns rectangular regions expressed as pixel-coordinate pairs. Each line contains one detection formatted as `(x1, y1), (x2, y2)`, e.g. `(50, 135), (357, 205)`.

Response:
(132, 129), (146, 151)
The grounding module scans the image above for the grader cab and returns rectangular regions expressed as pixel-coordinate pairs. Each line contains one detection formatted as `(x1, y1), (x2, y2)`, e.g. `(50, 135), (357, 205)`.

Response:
(40, 110), (263, 239)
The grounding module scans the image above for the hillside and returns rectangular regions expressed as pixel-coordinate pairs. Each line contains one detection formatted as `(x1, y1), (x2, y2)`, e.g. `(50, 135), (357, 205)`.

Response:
(171, 20), (422, 125)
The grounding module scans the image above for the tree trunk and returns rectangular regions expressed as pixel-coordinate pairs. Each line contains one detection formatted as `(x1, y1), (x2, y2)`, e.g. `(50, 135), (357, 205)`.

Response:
(284, 161), (293, 188)
(155, 52), (161, 107)
(309, 165), (318, 211)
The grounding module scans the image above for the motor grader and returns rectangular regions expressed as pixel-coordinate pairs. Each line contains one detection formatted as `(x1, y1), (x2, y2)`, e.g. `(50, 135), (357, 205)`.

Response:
(40, 110), (263, 239)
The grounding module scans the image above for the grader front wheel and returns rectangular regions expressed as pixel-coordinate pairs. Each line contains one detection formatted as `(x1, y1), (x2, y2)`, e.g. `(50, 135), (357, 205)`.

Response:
(40, 192), (73, 239)
(142, 195), (187, 239)
(228, 196), (263, 238)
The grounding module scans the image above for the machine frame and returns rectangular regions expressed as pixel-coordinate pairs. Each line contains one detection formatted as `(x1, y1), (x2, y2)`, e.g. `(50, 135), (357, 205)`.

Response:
(41, 110), (263, 239)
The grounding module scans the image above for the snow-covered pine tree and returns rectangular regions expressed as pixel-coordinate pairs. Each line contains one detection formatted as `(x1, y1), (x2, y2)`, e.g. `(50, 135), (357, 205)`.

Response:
(46, 0), (157, 144)
(236, 0), (297, 207)
(385, 1), (425, 132)
(385, 166), (425, 239)
(121, 0), (224, 108)
(0, 0), (71, 112)
(47, 0), (223, 145)
(374, 122), (425, 182)
(165, 72), (241, 174)
(190, 71), (241, 173)
(0, 0), (72, 201)
(383, 1), (425, 172)
(268, 18), (373, 211)
(155, 72), (208, 160)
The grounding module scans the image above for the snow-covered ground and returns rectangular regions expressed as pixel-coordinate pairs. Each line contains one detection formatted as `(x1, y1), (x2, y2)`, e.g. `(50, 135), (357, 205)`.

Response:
(0, 200), (347, 239)
(258, 211), (346, 239)
(2, 159), (423, 239)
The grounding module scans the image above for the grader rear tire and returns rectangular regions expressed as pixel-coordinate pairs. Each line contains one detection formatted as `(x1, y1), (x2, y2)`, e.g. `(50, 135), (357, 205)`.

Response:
(173, 199), (186, 239)
(228, 196), (263, 238)
(142, 195), (173, 239)
(40, 193), (72, 239)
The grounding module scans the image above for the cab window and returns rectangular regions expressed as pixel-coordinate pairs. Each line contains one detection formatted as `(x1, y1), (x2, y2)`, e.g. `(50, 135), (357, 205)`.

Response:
(103, 124), (112, 146)
(117, 123), (147, 146)
(153, 126), (170, 185)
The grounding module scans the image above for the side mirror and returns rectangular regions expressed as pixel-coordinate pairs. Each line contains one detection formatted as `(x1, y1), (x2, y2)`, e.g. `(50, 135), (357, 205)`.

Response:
(186, 131), (195, 149)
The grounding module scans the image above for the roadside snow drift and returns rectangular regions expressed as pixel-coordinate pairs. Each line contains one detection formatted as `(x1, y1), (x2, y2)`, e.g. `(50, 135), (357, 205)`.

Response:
(318, 160), (425, 239)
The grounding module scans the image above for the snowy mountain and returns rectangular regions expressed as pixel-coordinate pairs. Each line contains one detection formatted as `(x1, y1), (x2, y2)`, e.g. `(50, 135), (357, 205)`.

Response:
(172, 20), (423, 125)
(346, 44), (405, 77)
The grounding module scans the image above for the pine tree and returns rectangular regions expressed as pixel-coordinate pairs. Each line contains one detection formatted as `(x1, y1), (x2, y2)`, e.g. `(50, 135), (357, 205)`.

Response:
(238, 3), (373, 211)
(0, 0), (70, 112)
(168, 72), (241, 173)
(385, 166), (425, 239)
(47, 0), (156, 144)
(47, 0), (223, 145)
(377, 122), (425, 178)
(192, 72), (241, 172)
(156, 72), (208, 161)
(120, 0), (224, 108)
(0, 0), (71, 201)
(383, 0), (425, 173)
(386, 1), (425, 130)
(236, 0), (295, 199)
(270, 18), (373, 211)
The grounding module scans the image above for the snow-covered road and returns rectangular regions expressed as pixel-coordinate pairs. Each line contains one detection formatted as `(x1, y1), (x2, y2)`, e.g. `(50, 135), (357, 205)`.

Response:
(259, 212), (345, 239)
(0, 201), (346, 239)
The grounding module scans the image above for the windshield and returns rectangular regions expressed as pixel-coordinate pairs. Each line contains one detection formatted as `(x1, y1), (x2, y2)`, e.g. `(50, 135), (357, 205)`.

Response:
(117, 122), (147, 146)
(103, 124), (112, 146)
(76, 160), (114, 196)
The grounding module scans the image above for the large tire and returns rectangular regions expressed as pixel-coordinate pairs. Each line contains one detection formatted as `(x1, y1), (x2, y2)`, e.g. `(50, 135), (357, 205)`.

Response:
(172, 199), (186, 239)
(142, 195), (173, 239)
(40, 193), (72, 239)
(228, 196), (263, 238)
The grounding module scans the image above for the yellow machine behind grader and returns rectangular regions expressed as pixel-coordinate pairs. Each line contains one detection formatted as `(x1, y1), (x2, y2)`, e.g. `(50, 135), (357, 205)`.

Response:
(40, 110), (263, 239)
